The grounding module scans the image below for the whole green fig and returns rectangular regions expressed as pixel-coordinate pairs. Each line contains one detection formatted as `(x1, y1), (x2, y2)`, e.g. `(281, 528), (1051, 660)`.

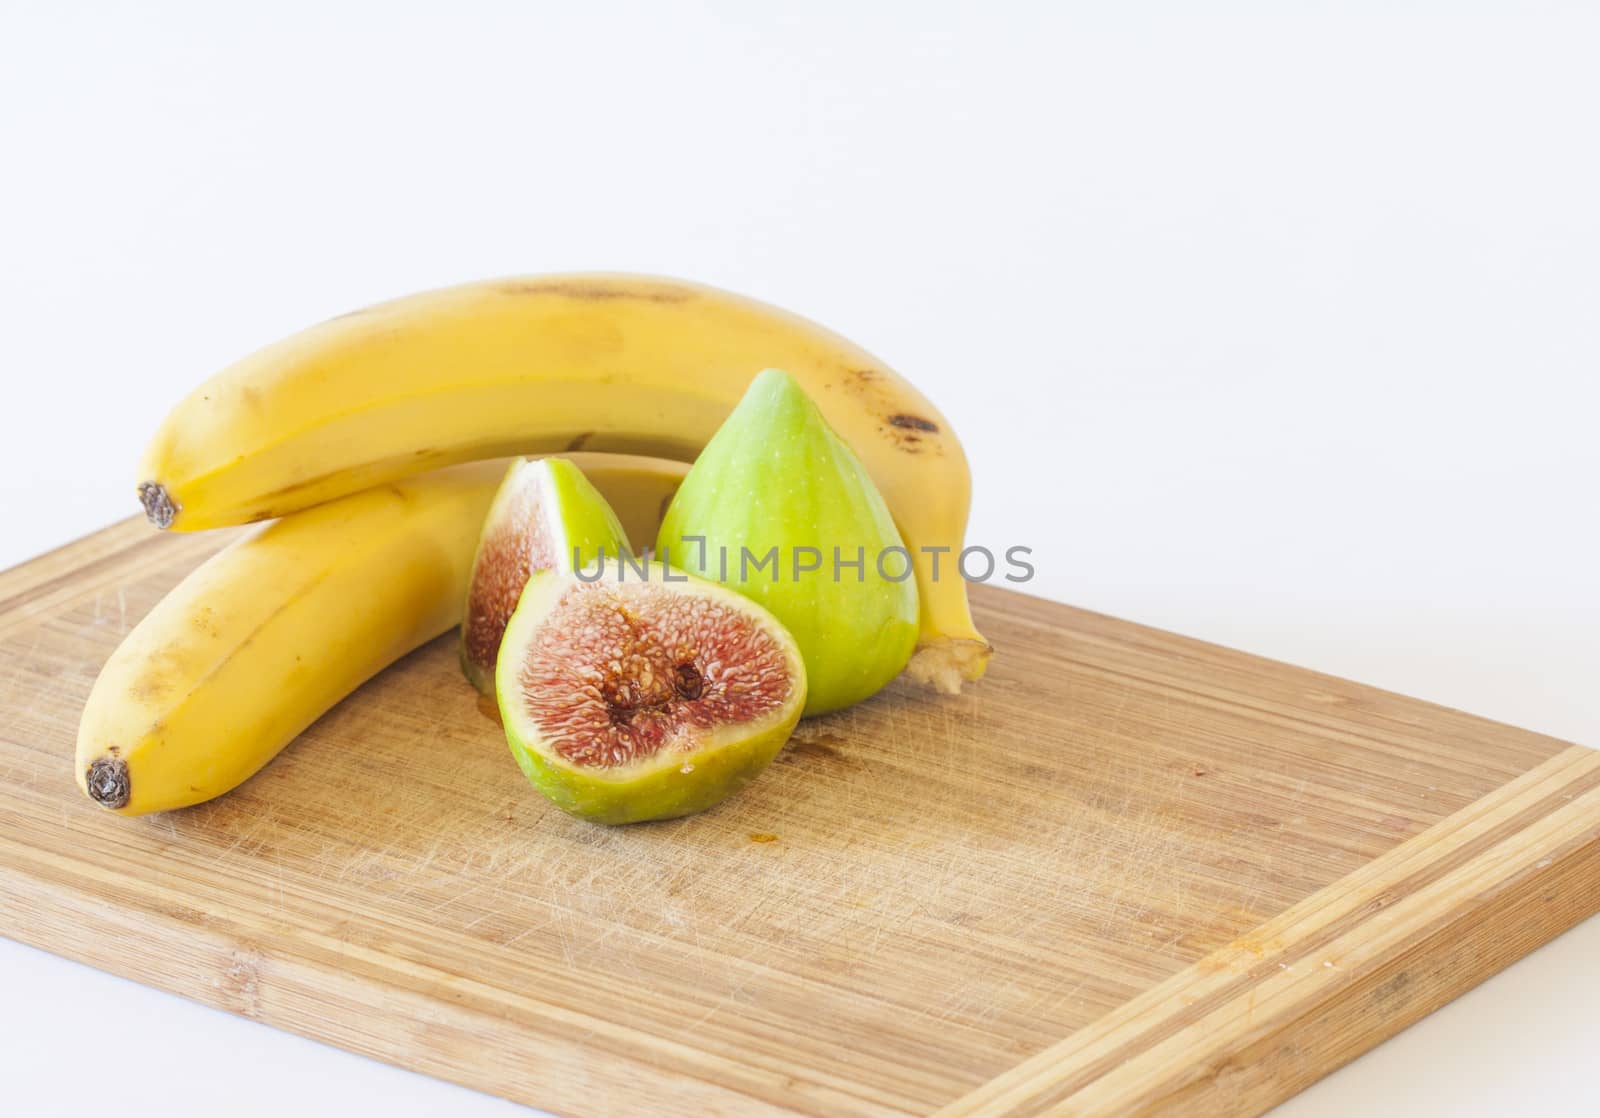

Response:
(657, 368), (919, 716)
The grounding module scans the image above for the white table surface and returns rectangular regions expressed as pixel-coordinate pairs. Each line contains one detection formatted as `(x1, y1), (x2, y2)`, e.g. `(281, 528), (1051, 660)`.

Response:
(2, 4), (1596, 1115)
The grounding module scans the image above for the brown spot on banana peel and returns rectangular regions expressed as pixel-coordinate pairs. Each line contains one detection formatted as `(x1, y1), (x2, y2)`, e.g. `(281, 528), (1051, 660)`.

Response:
(847, 398), (945, 454)
(86, 757), (131, 810)
(127, 673), (169, 703)
(888, 413), (940, 433)
(565, 431), (595, 452)
(881, 420), (941, 454)
(831, 374), (935, 450)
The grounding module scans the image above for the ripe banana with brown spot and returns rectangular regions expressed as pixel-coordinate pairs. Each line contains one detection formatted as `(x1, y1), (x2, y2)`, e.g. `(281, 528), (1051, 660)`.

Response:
(78, 453), (689, 815)
(136, 275), (990, 690)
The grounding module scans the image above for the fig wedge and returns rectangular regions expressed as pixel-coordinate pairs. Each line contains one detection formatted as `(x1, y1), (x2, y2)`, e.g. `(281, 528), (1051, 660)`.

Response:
(461, 456), (630, 693)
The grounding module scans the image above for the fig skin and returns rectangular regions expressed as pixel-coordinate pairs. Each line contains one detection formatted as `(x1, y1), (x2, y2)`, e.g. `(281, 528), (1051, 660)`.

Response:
(495, 562), (807, 825)
(657, 369), (919, 716)
(460, 456), (631, 693)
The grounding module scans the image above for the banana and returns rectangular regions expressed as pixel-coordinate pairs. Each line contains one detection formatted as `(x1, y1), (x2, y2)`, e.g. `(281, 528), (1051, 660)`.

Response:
(137, 274), (990, 690)
(78, 453), (689, 815)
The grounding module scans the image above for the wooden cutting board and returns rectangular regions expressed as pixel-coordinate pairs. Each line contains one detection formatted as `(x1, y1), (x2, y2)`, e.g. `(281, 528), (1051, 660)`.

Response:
(2, 521), (1597, 1118)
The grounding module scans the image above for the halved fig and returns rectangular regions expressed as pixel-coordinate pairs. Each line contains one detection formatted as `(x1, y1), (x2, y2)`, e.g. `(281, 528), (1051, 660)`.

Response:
(496, 560), (806, 824)
(460, 457), (631, 693)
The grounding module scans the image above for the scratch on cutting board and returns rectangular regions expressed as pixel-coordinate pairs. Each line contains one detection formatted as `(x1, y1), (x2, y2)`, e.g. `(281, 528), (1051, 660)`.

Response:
(3, 631), (44, 701)
(208, 810), (275, 866)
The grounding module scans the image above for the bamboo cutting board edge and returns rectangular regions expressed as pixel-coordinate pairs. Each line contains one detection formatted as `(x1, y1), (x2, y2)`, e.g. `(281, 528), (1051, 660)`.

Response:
(1, 519), (1597, 1118)
(935, 743), (1600, 1116)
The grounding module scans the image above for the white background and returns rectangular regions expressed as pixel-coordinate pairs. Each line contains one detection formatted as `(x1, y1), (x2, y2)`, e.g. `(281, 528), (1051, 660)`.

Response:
(2, 2), (1597, 1115)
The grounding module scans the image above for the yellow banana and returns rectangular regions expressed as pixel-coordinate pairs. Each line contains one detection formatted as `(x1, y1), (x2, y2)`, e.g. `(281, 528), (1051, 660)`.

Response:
(137, 274), (990, 690)
(78, 453), (689, 815)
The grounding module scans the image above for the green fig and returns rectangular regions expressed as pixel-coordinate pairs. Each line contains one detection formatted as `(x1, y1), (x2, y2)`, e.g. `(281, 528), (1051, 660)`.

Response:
(656, 368), (919, 716)
(460, 457), (630, 693)
(496, 559), (806, 823)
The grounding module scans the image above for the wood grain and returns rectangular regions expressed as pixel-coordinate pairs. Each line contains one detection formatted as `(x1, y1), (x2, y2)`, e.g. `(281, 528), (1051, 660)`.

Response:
(1, 520), (1595, 1117)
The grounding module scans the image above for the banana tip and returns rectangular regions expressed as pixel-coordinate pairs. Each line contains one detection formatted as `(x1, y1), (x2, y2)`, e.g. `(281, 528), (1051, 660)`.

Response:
(906, 638), (993, 695)
(138, 482), (177, 529)
(86, 757), (131, 810)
